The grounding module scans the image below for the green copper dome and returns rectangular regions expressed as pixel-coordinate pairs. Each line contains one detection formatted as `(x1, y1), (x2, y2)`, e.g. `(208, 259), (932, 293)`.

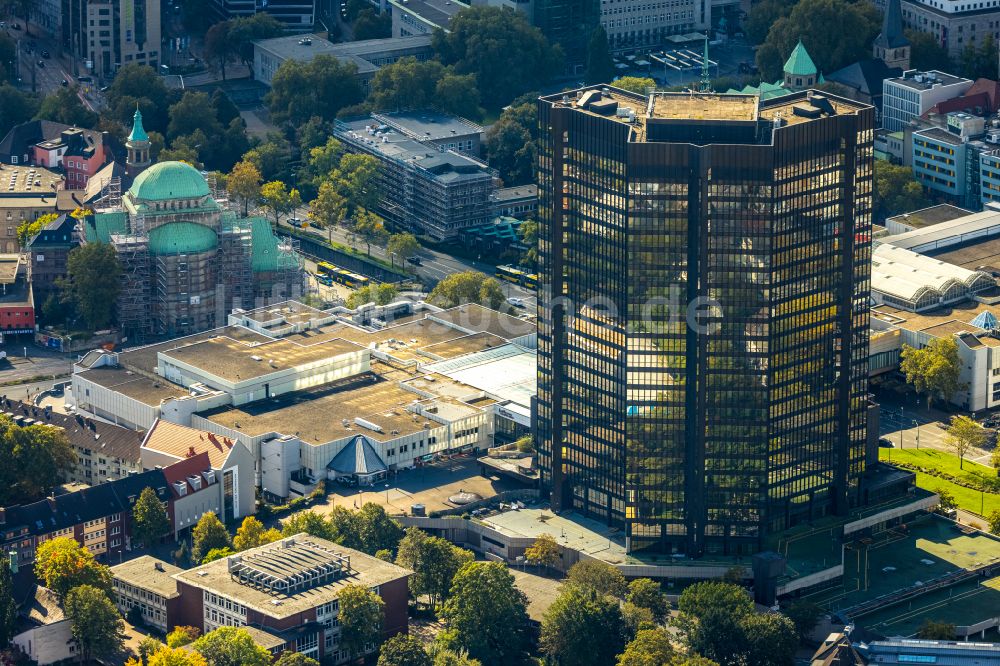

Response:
(784, 40), (818, 77)
(148, 221), (218, 256)
(128, 161), (210, 201)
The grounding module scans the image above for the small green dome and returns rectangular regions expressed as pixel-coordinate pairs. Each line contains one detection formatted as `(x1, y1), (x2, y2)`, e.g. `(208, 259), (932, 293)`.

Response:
(148, 221), (218, 256)
(129, 161), (210, 201)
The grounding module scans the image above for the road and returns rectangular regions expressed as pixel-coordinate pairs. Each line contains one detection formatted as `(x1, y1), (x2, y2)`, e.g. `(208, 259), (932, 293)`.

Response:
(273, 210), (538, 308)
(877, 392), (995, 467)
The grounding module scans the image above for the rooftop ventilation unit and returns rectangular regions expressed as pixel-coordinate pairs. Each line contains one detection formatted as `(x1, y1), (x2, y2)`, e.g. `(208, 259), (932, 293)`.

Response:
(354, 417), (384, 433)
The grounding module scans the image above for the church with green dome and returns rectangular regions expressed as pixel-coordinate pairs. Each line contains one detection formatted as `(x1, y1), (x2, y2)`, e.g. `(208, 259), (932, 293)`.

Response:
(82, 111), (302, 339)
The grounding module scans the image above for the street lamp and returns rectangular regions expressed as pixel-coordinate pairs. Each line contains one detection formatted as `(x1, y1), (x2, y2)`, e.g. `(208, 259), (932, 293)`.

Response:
(899, 407), (905, 449)
(913, 420), (921, 449)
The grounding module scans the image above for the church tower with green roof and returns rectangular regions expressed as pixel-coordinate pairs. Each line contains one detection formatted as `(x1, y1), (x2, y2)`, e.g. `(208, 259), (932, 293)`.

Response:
(783, 40), (818, 90)
(126, 107), (151, 181)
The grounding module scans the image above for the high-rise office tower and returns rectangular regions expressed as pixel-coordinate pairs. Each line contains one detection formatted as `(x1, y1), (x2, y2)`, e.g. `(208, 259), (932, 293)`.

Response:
(62, 0), (161, 79)
(536, 87), (875, 557)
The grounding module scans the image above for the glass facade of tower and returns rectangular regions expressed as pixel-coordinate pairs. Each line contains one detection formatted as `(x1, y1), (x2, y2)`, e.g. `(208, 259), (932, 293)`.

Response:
(537, 88), (874, 556)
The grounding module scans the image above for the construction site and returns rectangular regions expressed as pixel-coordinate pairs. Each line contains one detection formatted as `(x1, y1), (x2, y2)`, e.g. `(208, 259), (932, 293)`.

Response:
(84, 162), (302, 341)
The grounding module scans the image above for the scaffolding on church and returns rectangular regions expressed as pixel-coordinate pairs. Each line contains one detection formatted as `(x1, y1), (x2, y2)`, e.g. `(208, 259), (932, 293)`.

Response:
(205, 172), (231, 210)
(111, 211), (151, 340)
(92, 176), (122, 213)
(218, 211), (254, 313)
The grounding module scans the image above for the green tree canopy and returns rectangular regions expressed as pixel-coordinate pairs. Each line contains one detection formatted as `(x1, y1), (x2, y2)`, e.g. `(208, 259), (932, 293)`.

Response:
(201, 547), (235, 563)
(191, 626), (271, 666)
(17, 212), (58, 247)
(34, 538), (112, 599)
(338, 583), (385, 659)
(105, 64), (172, 134)
(740, 612), (797, 666)
(232, 516), (282, 551)
(228, 160), (262, 215)
(626, 578), (669, 623)
(959, 34), (998, 80)
(132, 486), (170, 549)
(378, 634), (432, 666)
(368, 58), (445, 111)
(396, 527), (475, 607)
(586, 26), (616, 84)
(755, 0), (881, 80)
(191, 512), (232, 563)
(0, 556), (18, 648)
(35, 87), (99, 128)
(917, 619), (956, 640)
(274, 651), (321, 666)
(566, 559), (628, 598)
(945, 415), (988, 469)
(907, 30), (952, 71)
(616, 627), (676, 666)
(243, 133), (294, 182)
(613, 77), (656, 94)
(166, 626), (201, 648)
(744, 0), (794, 44)
(349, 502), (405, 555)
(438, 561), (529, 664)
(267, 55), (364, 126)
(346, 283), (399, 309)
(782, 600), (822, 643)
(0, 415), (75, 505)
(899, 338), (962, 409)
(354, 8), (392, 40)
(523, 533), (560, 570)
(0, 84), (41, 142)
(260, 181), (302, 225)
(432, 6), (561, 108)
(428, 271), (504, 309)
(281, 509), (339, 540)
(675, 581), (753, 665)
(63, 242), (122, 330)
(874, 162), (932, 222)
(388, 233), (421, 265)
(484, 102), (537, 186)
(331, 153), (381, 214)
(65, 585), (125, 663)
(541, 584), (628, 666)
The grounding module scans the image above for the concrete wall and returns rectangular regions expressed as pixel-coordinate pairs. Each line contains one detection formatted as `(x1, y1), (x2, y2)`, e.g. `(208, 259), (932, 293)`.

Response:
(71, 374), (160, 429)
(12, 620), (75, 665)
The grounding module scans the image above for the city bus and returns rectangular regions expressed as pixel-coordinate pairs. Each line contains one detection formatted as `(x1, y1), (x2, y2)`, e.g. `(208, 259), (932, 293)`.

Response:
(496, 265), (536, 291)
(317, 262), (371, 289)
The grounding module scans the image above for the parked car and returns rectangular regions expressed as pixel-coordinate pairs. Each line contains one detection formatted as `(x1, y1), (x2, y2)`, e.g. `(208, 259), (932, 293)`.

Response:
(507, 297), (525, 308)
(36, 60), (44, 68)
(406, 256), (422, 266)
(41, 50), (50, 58)
(60, 79), (68, 86)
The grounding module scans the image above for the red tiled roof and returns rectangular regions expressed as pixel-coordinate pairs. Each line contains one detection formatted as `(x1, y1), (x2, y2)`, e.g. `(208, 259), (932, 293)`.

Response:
(161, 451), (213, 498)
(142, 419), (235, 469)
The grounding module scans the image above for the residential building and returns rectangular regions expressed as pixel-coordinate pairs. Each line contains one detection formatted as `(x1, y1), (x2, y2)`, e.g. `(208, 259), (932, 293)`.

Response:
(0, 400), (144, 485)
(882, 69), (973, 132)
(371, 111), (484, 157)
(168, 534), (412, 662)
(0, 467), (168, 566)
(210, 0), (316, 32)
(26, 213), (79, 306)
(389, 0), (466, 37)
(140, 419), (256, 529)
(253, 34), (433, 88)
(11, 586), (78, 666)
(61, 0), (162, 81)
(69, 300), (536, 500)
(912, 125), (968, 201)
(490, 185), (538, 219)
(0, 256), (34, 339)
(335, 116), (496, 240)
(33, 127), (111, 189)
(0, 166), (64, 253)
(0, 121), (107, 169)
(536, 86), (875, 556)
(78, 113), (302, 340)
(110, 556), (182, 632)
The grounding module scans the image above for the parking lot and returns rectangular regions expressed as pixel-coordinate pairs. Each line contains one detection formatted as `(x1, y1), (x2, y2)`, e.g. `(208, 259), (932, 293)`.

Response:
(312, 456), (525, 516)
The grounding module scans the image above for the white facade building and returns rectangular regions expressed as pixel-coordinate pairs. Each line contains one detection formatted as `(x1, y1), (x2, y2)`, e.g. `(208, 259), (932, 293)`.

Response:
(882, 69), (973, 131)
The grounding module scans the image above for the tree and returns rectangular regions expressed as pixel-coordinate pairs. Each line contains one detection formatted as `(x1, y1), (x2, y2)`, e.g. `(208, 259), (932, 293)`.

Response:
(35, 87), (99, 128)
(233, 516), (282, 551)
(204, 20), (236, 80)
(907, 30), (952, 71)
(228, 14), (286, 68)
(740, 613), (797, 666)
(438, 561), (529, 664)
(281, 511), (338, 540)
(622, 602), (657, 636)
(484, 102), (537, 186)
(375, 549), (395, 562)
(627, 579), (669, 623)
(129, 644), (209, 666)
(34, 537), (112, 599)
(351, 502), (404, 555)
(613, 76), (656, 94)
(338, 583), (385, 659)
(427, 645), (482, 666)
(567, 560), (627, 598)
(132, 486), (170, 549)
(744, 0), (793, 44)
(201, 547), (235, 563)
(0, 415), (76, 505)
(387, 233), (421, 266)
(260, 181), (302, 225)
(191, 627), (271, 666)
(64, 585), (126, 663)
(959, 34), (998, 80)
(105, 64), (172, 134)
(428, 271), (505, 309)
(675, 581), (753, 666)
(946, 415), (988, 470)
(541, 584), (628, 666)
(899, 338), (962, 409)
(435, 72), (482, 120)
(267, 55), (364, 126)
(354, 8), (392, 40)
(137, 636), (166, 664)
(228, 161), (262, 216)
(396, 528), (474, 607)
(274, 652), (321, 666)
(935, 487), (957, 511)
(755, 0), (881, 80)
(191, 512), (232, 564)
(167, 626), (201, 648)
(917, 619), (956, 640)
(352, 208), (389, 256)
(63, 242), (122, 329)
(874, 162), (932, 222)
(369, 58), (447, 112)
(243, 133), (293, 182)
(987, 509), (1000, 534)
(167, 91), (224, 142)
(17, 212), (57, 247)
(432, 6), (561, 108)
(346, 283), (399, 308)
(586, 26), (616, 84)
(524, 533), (561, 571)
(378, 634), (432, 666)
(0, 84), (41, 141)
(782, 599), (822, 643)
(0, 558), (17, 648)
(309, 181), (348, 242)
(331, 153), (381, 214)
(616, 627), (676, 666)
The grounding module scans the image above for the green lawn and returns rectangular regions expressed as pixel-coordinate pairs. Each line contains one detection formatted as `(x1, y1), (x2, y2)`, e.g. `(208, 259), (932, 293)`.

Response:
(879, 449), (1000, 517)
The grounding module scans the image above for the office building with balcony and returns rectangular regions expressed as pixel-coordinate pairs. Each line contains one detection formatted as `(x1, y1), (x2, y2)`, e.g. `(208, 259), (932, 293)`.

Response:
(882, 69), (972, 131)
(536, 86), (876, 556)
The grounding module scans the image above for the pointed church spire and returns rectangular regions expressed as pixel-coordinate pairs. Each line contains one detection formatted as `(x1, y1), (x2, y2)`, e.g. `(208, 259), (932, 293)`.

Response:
(128, 106), (149, 143)
(874, 0), (910, 69)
